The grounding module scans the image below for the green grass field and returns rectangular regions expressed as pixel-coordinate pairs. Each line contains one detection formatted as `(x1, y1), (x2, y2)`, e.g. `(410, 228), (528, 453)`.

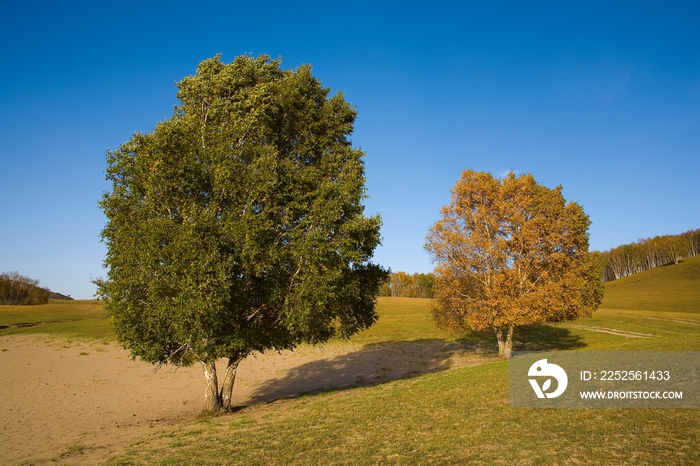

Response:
(601, 254), (700, 314)
(0, 299), (112, 340)
(2, 256), (699, 464)
(555, 254), (700, 352)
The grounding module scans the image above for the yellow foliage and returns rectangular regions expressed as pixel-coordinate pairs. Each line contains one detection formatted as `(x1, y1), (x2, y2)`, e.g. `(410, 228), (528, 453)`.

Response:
(425, 170), (603, 357)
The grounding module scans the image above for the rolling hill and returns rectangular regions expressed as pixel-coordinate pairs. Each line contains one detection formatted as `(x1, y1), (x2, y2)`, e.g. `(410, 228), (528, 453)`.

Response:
(600, 254), (700, 314)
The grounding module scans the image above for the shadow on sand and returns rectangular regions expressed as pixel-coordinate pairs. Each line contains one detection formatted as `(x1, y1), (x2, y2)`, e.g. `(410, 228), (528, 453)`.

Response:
(245, 339), (497, 405)
(237, 325), (585, 408)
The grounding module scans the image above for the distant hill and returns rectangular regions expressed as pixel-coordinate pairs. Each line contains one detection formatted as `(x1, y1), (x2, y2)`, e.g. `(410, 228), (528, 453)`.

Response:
(600, 254), (700, 314)
(48, 291), (74, 300)
(1, 272), (49, 305)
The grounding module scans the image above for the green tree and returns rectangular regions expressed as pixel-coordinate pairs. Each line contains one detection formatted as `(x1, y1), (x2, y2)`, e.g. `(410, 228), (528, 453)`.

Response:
(416, 273), (434, 298)
(425, 170), (603, 358)
(96, 55), (387, 411)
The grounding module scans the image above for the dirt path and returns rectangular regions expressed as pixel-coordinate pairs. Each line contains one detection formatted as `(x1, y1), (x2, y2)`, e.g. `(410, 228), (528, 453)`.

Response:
(0, 335), (493, 465)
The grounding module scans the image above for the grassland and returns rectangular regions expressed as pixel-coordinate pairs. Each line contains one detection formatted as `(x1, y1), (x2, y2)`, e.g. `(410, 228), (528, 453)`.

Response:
(0, 299), (112, 340)
(558, 254), (700, 353)
(2, 256), (699, 465)
(601, 254), (700, 314)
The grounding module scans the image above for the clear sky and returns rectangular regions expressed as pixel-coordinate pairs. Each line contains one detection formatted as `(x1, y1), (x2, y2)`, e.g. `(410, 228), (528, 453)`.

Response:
(1, 1), (698, 299)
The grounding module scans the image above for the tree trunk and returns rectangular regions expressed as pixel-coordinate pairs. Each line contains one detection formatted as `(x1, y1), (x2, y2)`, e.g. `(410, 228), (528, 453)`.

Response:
(494, 324), (515, 359)
(220, 352), (247, 411)
(202, 361), (222, 412)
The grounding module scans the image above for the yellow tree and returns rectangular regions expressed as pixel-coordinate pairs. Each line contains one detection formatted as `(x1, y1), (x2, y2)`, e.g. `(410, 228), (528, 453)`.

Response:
(425, 170), (603, 358)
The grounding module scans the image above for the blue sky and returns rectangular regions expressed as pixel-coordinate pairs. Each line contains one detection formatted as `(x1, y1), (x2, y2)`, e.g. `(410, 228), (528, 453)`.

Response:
(1, 1), (698, 299)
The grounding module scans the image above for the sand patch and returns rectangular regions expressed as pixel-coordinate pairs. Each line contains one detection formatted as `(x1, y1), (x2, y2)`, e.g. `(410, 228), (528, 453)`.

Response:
(0, 335), (493, 465)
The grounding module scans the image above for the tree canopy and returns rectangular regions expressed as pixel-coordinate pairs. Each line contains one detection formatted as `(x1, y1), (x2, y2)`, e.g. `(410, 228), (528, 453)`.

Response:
(96, 54), (387, 411)
(425, 170), (603, 358)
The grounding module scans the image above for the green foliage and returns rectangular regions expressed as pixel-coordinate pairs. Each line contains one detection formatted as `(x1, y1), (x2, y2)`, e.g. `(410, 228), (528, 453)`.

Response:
(0, 271), (49, 305)
(97, 55), (387, 371)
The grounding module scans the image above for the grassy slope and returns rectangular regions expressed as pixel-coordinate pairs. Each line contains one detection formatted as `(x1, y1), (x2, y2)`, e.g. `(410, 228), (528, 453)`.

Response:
(601, 254), (700, 314)
(553, 255), (700, 352)
(0, 299), (113, 340)
(101, 259), (700, 466)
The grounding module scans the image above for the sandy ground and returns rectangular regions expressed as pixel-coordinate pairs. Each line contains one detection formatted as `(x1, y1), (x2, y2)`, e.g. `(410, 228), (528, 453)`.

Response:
(0, 335), (493, 465)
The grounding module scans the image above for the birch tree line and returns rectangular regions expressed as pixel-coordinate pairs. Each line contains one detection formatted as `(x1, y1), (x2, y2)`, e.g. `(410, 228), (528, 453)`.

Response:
(0, 271), (50, 305)
(379, 272), (435, 298)
(600, 228), (700, 282)
(381, 228), (700, 295)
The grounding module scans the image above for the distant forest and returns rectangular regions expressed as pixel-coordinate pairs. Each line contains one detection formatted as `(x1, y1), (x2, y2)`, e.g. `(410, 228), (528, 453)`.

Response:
(599, 228), (700, 282)
(0, 271), (50, 305)
(379, 272), (435, 298)
(382, 228), (700, 298)
(0, 271), (73, 305)
(4, 228), (697, 303)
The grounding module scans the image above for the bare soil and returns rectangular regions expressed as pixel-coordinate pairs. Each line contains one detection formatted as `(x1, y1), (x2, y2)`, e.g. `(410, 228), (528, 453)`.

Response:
(0, 335), (494, 465)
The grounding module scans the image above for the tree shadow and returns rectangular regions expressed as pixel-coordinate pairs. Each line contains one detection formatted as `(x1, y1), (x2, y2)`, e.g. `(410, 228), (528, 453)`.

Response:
(237, 326), (585, 408)
(513, 325), (588, 352)
(452, 325), (586, 353)
(243, 339), (499, 405)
